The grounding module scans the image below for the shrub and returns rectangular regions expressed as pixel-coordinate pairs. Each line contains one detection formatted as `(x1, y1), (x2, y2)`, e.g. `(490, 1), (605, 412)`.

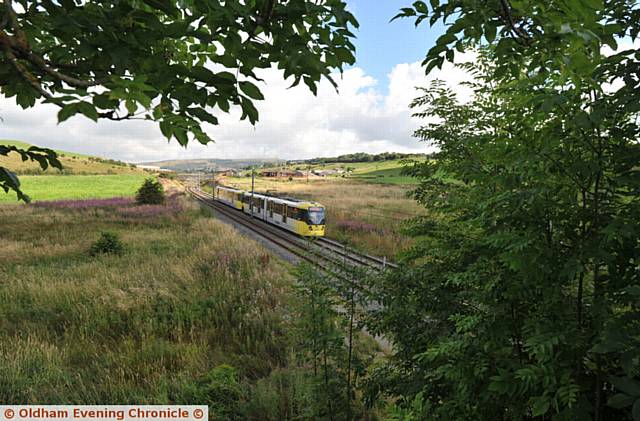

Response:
(135, 178), (165, 205)
(158, 172), (177, 180)
(176, 365), (245, 419)
(243, 368), (317, 421)
(89, 232), (125, 256)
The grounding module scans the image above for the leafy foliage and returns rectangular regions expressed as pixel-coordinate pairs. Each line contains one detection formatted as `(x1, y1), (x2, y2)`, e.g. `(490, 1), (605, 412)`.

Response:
(180, 365), (245, 419)
(393, 0), (637, 84)
(0, 0), (357, 142)
(364, 2), (640, 418)
(292, 263), (378, 420)
(0, 143), (61, 201)
(89, 231), (125, 256)
(0, 0), (357, 201)
(367, 0), (640, 413)
(135, 178), (165, 205)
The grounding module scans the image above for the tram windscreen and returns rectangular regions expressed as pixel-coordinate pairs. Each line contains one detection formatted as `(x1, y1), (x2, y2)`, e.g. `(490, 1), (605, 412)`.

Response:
(307, 207), (325, 225)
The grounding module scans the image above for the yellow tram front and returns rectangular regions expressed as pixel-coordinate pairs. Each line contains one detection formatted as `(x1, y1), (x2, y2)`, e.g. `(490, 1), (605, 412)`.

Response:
(293, 202), (326, 237)
(264, 197), (326, 237)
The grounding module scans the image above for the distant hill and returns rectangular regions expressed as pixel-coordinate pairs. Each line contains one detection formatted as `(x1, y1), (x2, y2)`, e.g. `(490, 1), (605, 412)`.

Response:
(141, 158), (285, 172)
(0, 140), (144, 175)
(294, 152), (427, 165)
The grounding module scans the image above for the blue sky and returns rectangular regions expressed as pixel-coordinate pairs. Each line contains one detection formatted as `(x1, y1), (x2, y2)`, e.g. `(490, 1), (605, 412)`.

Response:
(346, 0), (444, 92)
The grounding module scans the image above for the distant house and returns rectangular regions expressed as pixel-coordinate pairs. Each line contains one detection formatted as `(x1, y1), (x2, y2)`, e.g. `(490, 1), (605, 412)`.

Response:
(312, 169), (342, 177)
(260, 169), (299, 178)
(215, 169), (241, 177)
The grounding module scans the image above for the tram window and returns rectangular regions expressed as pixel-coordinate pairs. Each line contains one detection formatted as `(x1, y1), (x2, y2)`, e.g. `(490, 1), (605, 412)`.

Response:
(307, 207), (325, 225)
(288, 206), (300, 220)
(268, 201), (274, 217)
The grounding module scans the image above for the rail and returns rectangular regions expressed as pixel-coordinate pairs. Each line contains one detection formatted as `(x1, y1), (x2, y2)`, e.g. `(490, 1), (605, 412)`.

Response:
(188, 188), (398, 276)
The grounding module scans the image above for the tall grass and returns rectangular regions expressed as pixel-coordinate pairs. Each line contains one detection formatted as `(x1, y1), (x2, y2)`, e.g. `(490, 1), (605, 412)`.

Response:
(0, 196), (293, 404)
(223, 177), (425, 258)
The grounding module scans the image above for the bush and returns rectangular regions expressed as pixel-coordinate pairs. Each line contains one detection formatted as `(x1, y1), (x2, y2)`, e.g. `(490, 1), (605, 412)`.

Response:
(158, 172), (177, 180)
(175, 365), (245, 419)
(135, 178), (165, 205)
(243, 368), (317, 421)
(89, 232), (125, 256)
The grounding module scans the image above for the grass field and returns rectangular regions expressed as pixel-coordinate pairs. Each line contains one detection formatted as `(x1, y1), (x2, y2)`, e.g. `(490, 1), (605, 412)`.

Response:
(0, 174), (150, 203)
(1, 140), (144, 175)
(261, 159), (422, 185)
(0, 196), (381, 418)
(0, 198), (293, 406)
(220, 176), (424, 259)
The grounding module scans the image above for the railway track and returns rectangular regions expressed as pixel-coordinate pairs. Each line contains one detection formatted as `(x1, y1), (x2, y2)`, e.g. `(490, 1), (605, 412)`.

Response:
(188, 188), (397, 276)
(189, 187), (395, 351)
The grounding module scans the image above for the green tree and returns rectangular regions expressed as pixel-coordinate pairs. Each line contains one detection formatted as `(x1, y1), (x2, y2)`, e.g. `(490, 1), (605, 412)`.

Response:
(0, 0), (357, 200)
(136, 178), (165, 205)
(366, 0), (640, 418)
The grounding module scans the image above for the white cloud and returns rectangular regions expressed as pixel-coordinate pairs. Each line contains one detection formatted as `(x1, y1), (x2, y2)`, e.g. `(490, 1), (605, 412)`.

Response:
(0, 54), (475, 162)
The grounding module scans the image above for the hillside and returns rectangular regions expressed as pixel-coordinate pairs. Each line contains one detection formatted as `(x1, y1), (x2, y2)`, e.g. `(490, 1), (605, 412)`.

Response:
(141, 157), (285, 172)
(0, 140), (143, 175)
(260, 158), (422, 185)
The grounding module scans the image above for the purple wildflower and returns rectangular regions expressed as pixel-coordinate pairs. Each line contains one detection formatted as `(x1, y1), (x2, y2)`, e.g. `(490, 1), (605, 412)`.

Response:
(335, 219), (378, 233)
(33, 197), (134, 209)
(117, 193), (183, 218)
(32, 192), (185, 219)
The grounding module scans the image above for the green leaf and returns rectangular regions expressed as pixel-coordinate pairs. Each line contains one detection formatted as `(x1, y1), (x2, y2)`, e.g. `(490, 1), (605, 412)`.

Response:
(486, 23), (497, 43)
(159, 120), (172, 139)
(239, 82), (264, 100)
(531, 396), (551, 417)
(142, 0), (179, 17)
(413, 1), (429, 13)
(304, 76), (318, 96)
(633, 399), (640, 421)
(240, 98), (259, 124)
(608, 393), (636, 409)
(78, 102), (99, 121)
(611, 377), (640, 397)
(217, 98), (230, 113)
(189, 108), (219, 125)
(57, 104), (79, 123)
(191, 67), (217, 84)
(125, 100), (137, 114)
(173, 127), (188, 146)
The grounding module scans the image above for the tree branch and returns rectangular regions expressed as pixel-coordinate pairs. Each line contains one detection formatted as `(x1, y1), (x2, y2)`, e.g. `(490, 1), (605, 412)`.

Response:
(2, 0), (106, 88)
(0, 36), (54, 100)
(250, 0), (277, 38)
(98, 111), (135, 121)
(17, 47), (108, 88)
(2, 0), (29, 50)
(499, 0), (532, 45)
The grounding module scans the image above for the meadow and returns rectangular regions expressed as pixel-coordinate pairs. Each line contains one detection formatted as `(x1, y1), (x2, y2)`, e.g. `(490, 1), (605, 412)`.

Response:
(0, 174), (149, 203)
(220, 176), (424, 259)
(262, 159), (422, 185)
(0, 195), (382, 418)
(0, 197), (289, 406)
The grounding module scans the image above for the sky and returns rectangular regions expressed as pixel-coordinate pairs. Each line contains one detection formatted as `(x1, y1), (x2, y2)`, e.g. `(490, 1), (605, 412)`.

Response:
(0, 2), (460, 162)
